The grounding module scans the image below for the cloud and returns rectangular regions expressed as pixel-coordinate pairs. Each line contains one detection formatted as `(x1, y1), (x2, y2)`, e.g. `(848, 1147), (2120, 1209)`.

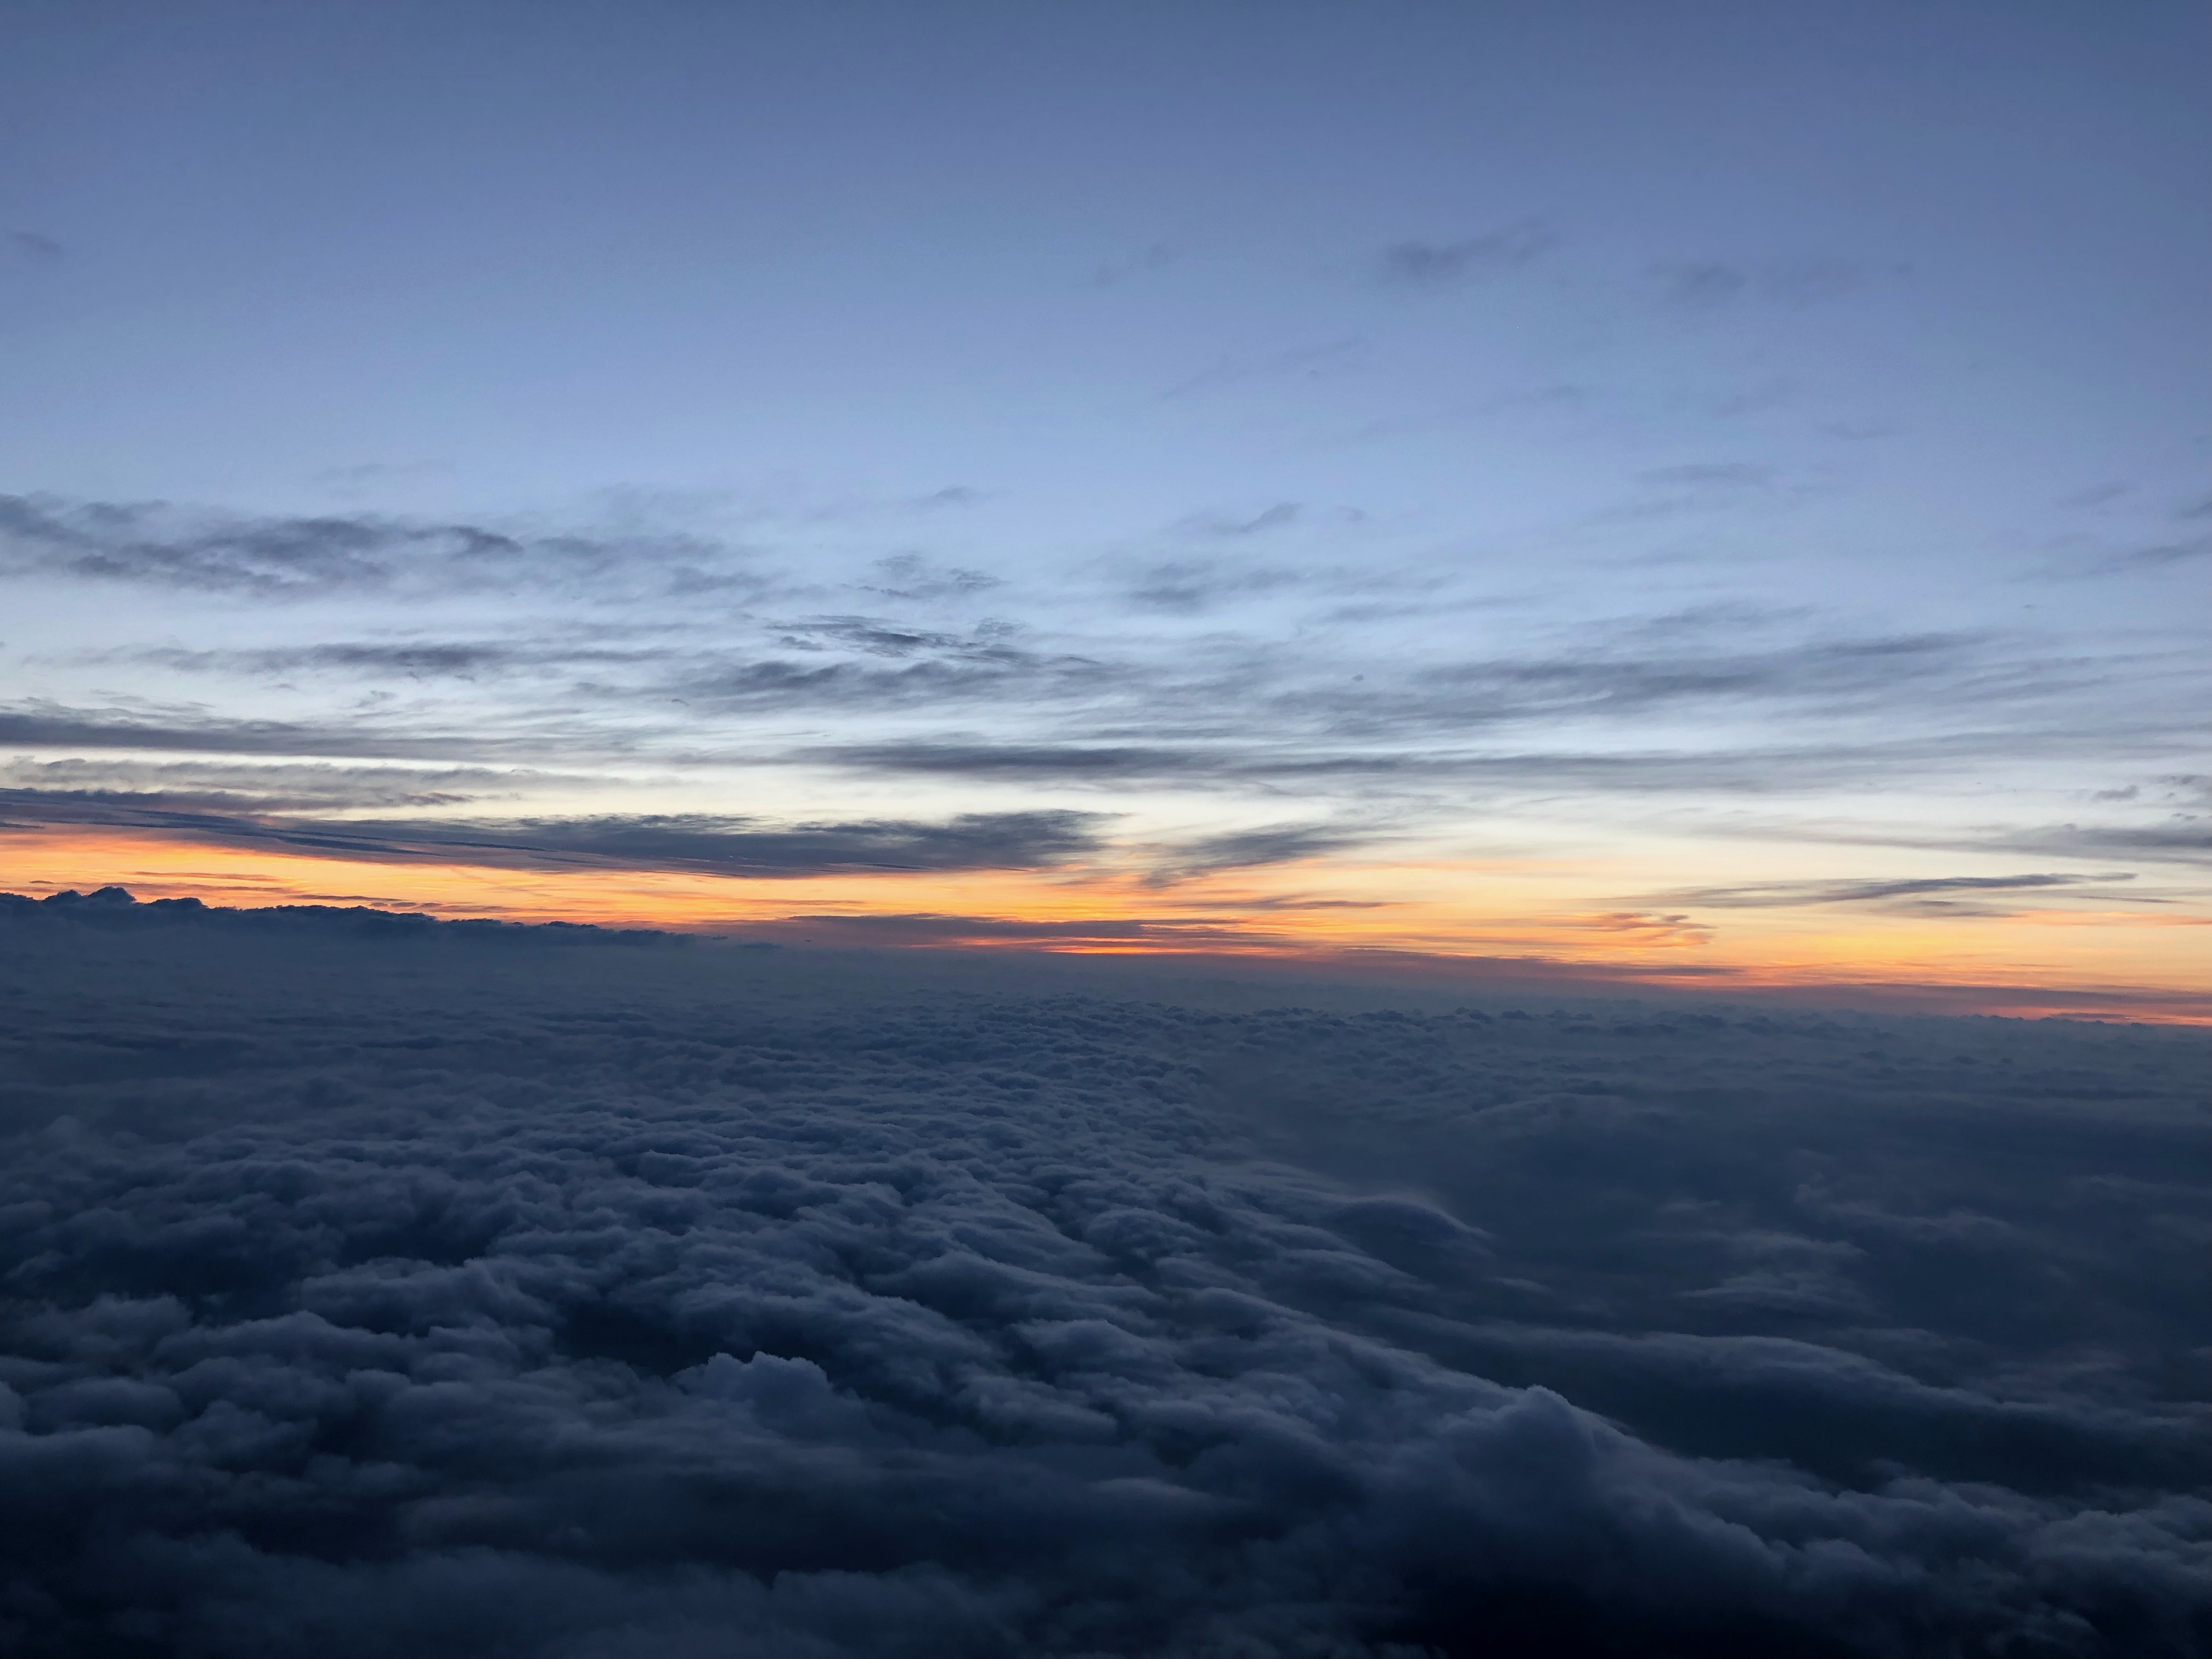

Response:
(2090, 539), (2212, 576)
(1380, 222), (1559, 287)
(1651, 257), (1872, 307)
(667, 650), (1120, 715)
(5, 229), (64, 263)
(0, 757), (583, 813)
(4, 490), (2199, 902)
(1143, 823), (1375, 884)
(1650, 873), (2132, 910)
(1123, 559), (1310, 613)
(2028, 533), (2212, 580)
(1999, 823), (2212, 867)
(0, 701), (505, 761)
(1791, 821), (2212, 873)
(1089, 241), (1178, 287)
(1173, 504), (1304, 539)
(737, 911), (1269, 948)
(809, 742), (1206, 780)
(0, 494), (522, 595)
(3, 885), (678, 945)
(1637, 464), (1776, 491)
(859, 552), (1001, 600)
(0, 919), (2204, 1654)
(312, 459), (455, 493)
(1160, 337), (1369, 399)
(1305, 633), (1992, 737)
(770, 617), (1028, 662)
(124, 641), (669, 681)
(0, 495), (766, 603)
(0, 792), (1109, 877)
(1658, 262), (1748, 305)
(1568, 911), (1714, 946)
(804, 725), (2171, 804)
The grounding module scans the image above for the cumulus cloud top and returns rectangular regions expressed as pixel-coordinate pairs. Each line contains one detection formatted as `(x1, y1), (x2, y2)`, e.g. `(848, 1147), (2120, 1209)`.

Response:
(0, 917), (2205, 1657)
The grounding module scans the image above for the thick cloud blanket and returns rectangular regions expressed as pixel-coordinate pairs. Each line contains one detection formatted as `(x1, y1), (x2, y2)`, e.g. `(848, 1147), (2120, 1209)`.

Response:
(2, 901), (2206, 1657)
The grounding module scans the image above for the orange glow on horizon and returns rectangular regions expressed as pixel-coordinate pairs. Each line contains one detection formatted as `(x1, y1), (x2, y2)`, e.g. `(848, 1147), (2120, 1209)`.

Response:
(4, 827), (2207, 1022)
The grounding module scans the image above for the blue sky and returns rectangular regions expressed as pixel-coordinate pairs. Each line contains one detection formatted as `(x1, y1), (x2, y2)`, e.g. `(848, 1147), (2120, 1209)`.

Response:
(2, 0), (2206, 1002)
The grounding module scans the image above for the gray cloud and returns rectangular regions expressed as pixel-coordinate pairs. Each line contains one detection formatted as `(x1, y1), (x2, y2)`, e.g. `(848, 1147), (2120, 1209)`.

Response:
(1144, 823), (1376, 884)
(859, 551), (1001, 599)
(1380, 222), (1559, 287)
(5, 229), (64, 263)
(804, 727), (2177, 804)
(1123, 560), (1310, 614)
(1637, 464), (1776, 490)
(2030, 534), (2212, 580)
(1566, 910), (1714, 946)
(0, 757), (581, 813)
(1175, 504), (1302, 538)
(1159, 337), (1370, 399)
(1999, 822), (2212, 867)
(0, 701), (506, 761)
(4, 493), (2199, 887)
(810, 742), (1207, 779)
(1650, 873), (2131, 910)
(0, 494), (521, 595)
(1795, 821), (2212, 872)
(1652, 258), (1872, 308)
(2093, 539), (2212, 575)
(1654, 261), (1751, 306)
(0, 791), (1108, 877)
(740, 911), (1268, 948)
(0, 495), (769, 603)
(770, 617), (1030, 663)
(669, 650), (1120, 715)
(128, 641), (662, 680)
(1298, 634), (1996, 739)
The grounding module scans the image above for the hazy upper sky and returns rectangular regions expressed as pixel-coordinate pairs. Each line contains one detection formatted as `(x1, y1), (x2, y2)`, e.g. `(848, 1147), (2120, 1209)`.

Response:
(2, 0), (2207, 1008)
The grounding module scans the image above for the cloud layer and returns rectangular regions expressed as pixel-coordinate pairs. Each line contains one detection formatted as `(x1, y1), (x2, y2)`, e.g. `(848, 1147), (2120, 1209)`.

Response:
(1, 905), (2205, 1656)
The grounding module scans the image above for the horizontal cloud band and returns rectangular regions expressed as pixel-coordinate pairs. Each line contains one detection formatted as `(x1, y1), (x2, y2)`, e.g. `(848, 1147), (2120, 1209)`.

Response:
(0, 791), (1106, 876)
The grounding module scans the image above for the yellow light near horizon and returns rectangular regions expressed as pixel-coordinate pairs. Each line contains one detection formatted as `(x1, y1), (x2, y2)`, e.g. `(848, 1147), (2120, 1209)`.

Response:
(3, 827), (2205, 1022)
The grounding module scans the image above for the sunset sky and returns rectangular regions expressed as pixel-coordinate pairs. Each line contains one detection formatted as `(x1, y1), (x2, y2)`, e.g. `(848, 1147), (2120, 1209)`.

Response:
(3, 0), (2206, 1014)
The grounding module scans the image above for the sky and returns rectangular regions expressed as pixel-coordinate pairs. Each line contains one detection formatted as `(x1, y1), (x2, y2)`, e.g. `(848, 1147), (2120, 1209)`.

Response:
(2, 0), (2208, 1013)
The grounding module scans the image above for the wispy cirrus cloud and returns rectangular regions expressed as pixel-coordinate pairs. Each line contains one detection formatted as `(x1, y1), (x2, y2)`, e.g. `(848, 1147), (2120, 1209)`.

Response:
(1643, 872), (2140, 914)
(0, 756), (589, 812)
(0, 494), (772, 603)
(0, 701), (515, 761)
(121, 640), (665, 679)
(1762, 820), (2212, 873)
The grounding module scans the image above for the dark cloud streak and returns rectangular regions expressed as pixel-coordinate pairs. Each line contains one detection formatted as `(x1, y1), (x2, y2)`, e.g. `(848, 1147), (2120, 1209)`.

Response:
(0, 792), (1108, 878)
(1651, 873), (2134, 910)
(1380, 221), (1560, 287)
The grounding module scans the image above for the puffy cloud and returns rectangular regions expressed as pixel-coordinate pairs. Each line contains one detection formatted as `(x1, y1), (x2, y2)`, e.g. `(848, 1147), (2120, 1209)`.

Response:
(0, 902), (2206, 1656)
